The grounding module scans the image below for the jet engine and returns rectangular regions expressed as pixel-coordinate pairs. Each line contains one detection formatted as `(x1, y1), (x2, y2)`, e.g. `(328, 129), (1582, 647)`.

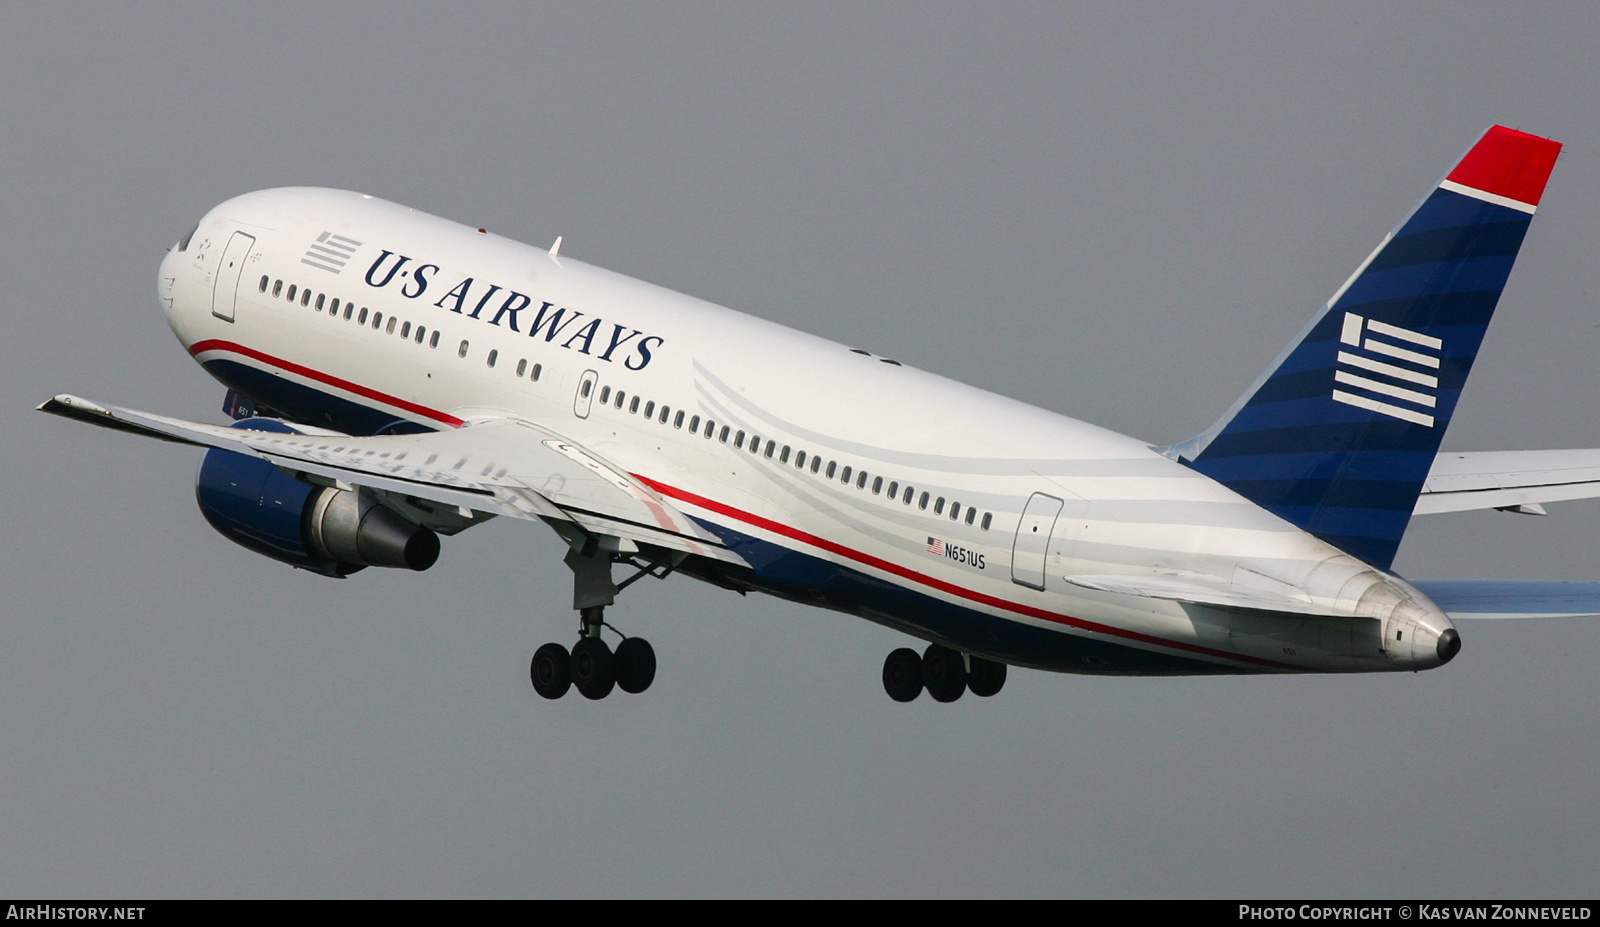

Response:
(194, 419), (439, 577)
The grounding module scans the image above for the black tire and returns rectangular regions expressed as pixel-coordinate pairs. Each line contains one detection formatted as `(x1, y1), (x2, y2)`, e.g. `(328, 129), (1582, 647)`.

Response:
(530, 642), (572, 699)
(882, 648), (923, 702)
(571, 637), (616, 700)
(922, 644), (966, 703)
(615, 637), (657, 694)
(966, 656), (1007, 697)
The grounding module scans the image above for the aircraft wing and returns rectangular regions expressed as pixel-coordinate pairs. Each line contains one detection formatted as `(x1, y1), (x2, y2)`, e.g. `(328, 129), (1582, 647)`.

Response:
(39, 394), (746, 566)
(1410, 580), (1600, 620)
(1415, 450), (1600, 515)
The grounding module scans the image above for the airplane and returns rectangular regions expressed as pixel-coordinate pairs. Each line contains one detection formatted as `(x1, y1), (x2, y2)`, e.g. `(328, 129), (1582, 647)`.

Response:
(41, 125), (1600, 702)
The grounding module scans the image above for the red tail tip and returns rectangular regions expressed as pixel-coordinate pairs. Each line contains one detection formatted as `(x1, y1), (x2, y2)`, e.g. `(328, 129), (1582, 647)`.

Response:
(1446, 125), (1563, 207)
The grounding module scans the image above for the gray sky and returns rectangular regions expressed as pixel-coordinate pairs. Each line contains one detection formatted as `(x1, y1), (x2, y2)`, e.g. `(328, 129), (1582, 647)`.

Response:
(5, 3), (1600, 898)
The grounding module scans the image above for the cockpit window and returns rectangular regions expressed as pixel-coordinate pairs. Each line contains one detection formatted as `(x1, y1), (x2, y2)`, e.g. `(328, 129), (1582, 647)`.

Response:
(174, 224), (199, 252)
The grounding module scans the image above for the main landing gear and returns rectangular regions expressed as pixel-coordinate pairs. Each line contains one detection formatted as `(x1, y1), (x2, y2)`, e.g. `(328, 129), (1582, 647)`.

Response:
(530, 618), (657, 700)
(530, 527), (674, 701)
(882, 643), (1008, 703)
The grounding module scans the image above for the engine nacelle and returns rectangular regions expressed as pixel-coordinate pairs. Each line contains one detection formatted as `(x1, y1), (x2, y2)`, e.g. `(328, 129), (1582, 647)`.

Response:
(194, 419), (439, 577)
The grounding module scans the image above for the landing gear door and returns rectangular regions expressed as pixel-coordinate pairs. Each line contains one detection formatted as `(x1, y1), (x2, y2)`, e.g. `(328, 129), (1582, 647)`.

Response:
(573, 369), (599, 419)
(211, 231), (255, 322)
(1011, 492), (1064, 590)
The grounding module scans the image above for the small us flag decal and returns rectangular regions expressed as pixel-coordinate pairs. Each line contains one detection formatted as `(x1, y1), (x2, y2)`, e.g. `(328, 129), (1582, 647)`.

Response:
(926, 537), (944, 555)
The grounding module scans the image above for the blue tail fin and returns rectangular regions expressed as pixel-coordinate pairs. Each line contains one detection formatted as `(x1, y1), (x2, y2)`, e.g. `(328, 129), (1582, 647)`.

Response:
(1171, 126), (1561, 570)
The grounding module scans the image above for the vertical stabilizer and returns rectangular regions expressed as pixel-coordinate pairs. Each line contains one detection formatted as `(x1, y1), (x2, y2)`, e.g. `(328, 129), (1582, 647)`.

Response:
(1174, 126), (1561, 570)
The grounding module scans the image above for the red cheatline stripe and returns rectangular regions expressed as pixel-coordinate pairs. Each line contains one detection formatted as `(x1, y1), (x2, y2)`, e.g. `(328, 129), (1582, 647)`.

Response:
(1447, 125), (1562, 207)
(189, 339), (465, 427)
(632, 473), (1297, 671)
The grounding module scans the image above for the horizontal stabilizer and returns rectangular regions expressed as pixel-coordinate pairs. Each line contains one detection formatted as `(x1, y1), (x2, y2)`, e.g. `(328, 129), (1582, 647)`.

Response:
(1413, 580), (1600, 620)
(1066, 572), (1353, 618)
(39, 394), (747, 567)
(1416, 449), (1600, 514)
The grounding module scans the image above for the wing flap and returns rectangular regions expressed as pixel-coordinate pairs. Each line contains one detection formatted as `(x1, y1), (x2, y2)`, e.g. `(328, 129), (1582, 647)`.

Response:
(39, 394), (747, 566)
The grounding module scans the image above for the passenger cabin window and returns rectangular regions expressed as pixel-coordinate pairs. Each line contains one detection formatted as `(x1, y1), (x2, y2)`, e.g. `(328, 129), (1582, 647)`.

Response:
(734, 430), (745, 449)
(795, 450), (805, 468)
(532, 363), (542, 381)
(840, 466), (852, 483)
(386, 317), (397, 334)
(458, 339), (469, 358)
(599, 386), (611, 404)
(286, 284), (297, 302)
(486, 349), (497, 367)
(401, 321), (411, 338)
(966, 508), (977, 526)
(358, 307), (369, 324)
(315, 294), (325, 311)
(631, 397), (641, 414)
(430, 331), (440, 348)
(373, 312), (384, 329)
(272, 280), (283, 297)
(918, 492), (929, 510)
(903, 486), (914, 504)
(516, 359), (528, 377)
(258, 276), (269, 293)
(674, 411), (685, 429)
(981, 513), (992, 530)
(719, 425), (729, 443)
(703, 420), (715, 438)
(934, 497), (945, 514)
(857, 471), (868, 489)
(644, 401), (655, 418)
(810, 457), (822, 474)
(872, 477), (883, 495)
(689, 415), (700, 432)
(826, 461), (836, 478)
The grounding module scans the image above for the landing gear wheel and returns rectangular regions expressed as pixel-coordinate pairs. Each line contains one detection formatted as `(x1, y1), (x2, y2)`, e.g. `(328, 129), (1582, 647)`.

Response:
(530, 643), (572, 699)
(966, 656), (1007, 697)
(883, 648), (924, 702)
(571, 637), (616, 700)
(615, 637), (657, 694)
(922, 644), (967, 703)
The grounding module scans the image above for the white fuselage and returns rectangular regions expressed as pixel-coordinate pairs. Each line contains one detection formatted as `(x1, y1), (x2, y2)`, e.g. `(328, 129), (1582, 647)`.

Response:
(159, 188), (1455, 675)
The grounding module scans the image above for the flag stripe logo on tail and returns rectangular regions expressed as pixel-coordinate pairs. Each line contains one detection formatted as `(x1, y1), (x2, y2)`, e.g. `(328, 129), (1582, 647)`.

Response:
(1332, 312), (1440, 427)
(302, 232), (362, 273)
